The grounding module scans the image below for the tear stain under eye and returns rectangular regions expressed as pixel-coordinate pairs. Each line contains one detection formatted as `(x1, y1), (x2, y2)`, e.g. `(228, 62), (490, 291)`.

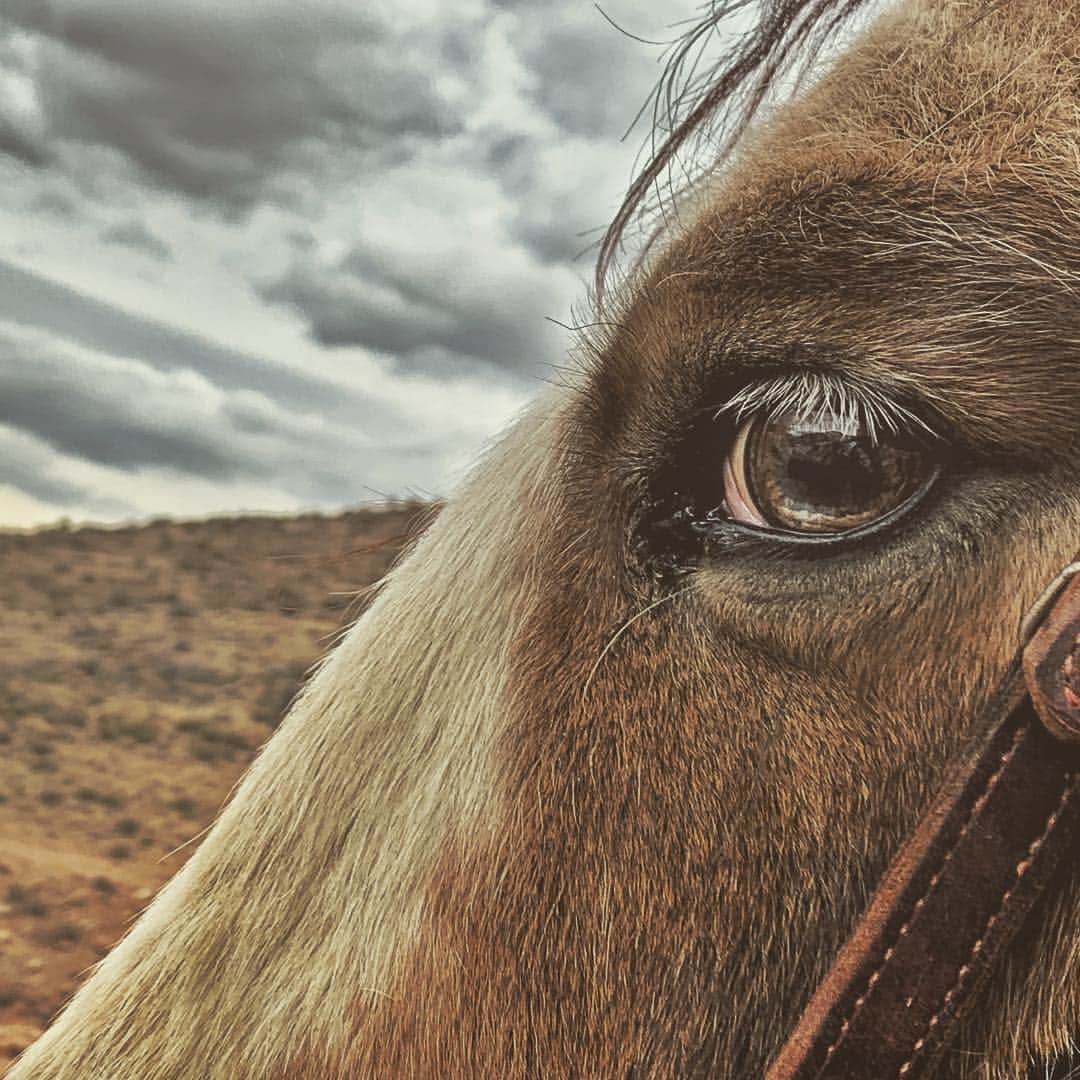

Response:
(635, 466), (942, 580)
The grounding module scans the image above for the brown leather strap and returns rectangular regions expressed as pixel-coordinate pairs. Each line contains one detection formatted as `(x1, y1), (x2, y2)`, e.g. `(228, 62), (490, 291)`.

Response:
(767, 567), (1080, 1080)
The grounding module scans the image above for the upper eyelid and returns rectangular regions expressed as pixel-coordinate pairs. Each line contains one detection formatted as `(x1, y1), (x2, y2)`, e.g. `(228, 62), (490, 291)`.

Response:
(711, 371), (938, 444)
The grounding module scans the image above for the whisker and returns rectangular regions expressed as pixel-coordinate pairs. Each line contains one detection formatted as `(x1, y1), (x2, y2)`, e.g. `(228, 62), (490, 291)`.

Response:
(581, 585), (692, 703)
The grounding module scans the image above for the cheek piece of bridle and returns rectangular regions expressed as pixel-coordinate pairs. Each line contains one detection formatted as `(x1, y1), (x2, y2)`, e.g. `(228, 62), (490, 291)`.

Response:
(768, 560), (1080, 1080)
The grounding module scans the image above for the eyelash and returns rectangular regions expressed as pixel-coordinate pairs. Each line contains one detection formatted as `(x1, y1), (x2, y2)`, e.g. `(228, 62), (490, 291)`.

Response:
(713, 372), (937, 446)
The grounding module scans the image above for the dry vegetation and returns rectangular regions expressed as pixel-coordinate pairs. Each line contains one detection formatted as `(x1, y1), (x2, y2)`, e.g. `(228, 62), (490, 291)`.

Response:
(0, 505), (427, 1070)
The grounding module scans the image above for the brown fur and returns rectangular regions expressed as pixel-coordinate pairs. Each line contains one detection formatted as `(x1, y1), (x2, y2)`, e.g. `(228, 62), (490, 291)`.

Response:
(12, 0), (1080, 1076)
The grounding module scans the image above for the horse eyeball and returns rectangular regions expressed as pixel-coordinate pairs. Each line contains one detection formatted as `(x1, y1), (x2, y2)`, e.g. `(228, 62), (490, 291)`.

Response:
(722, 410), (932, 534)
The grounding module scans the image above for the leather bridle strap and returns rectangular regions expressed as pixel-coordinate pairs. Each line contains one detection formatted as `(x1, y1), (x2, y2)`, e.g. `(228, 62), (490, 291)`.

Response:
(767, 563), (1080, 1080)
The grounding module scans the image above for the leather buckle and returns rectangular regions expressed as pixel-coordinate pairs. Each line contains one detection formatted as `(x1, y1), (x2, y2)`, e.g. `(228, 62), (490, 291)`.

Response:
(1018, 561), (1080, 646)
(1022, 560), (1080, 743)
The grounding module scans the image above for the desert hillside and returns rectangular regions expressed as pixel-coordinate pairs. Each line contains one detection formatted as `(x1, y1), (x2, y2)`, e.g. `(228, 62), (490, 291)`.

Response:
(0, 505), (427, 1070)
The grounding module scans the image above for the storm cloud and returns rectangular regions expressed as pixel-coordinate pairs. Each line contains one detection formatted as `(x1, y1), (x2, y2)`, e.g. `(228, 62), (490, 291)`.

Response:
(1, 0), (468, 204)
(0, 0), (696, 525)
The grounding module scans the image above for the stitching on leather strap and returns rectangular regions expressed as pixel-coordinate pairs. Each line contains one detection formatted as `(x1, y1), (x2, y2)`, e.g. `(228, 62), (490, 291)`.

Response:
(818, 725), (1029, 1072)
(894, 772), (1080, 1078)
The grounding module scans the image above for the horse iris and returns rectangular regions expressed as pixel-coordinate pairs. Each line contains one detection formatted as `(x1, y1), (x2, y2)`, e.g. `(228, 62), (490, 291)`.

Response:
(722, 410), (930, 534)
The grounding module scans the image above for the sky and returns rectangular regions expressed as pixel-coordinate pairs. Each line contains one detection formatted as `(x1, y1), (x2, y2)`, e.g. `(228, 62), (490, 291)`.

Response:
(0, 0), (704, 528)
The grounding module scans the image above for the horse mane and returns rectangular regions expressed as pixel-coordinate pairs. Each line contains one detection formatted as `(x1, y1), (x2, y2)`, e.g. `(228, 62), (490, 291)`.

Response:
(596, 0), (879, 294)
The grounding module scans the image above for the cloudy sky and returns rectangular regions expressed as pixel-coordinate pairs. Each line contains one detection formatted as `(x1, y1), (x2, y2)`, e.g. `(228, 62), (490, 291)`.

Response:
(0, 0), (707, 527)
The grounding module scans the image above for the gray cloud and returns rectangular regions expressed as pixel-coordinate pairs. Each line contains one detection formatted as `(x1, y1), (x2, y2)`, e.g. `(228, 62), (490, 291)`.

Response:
(1, 1), (475, 207)
(0, 115), (48, 167)
(29, 187), (80, 219)
(0, 423), (99, 509)
(260, 240), (575, 377)
(99, 220), (171, 260)
(0, 0), (695, 523)
(486, 135), (620, 265)
(0, 320), (466, 509)
(0, 259), (365, 419)
(0, 344), (242, 478)
(0, 0), (682, 367)
(0, 23), (49, 166)
(515, 6), (666, 140)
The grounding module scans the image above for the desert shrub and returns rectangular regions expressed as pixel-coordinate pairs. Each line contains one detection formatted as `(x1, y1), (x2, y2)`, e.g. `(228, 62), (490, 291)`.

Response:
(91, 876), (115, 895)
(252, 662), (308, 727)
(43, 704), (86, 728)
(190, 740), (221, 764)
(6, 884), (48, 918)
(201, 727), (250, 751)
(42, 923), (82, 947)
(97, 714), (121, 741)
(107, 844), (131, 860)
(114, 817), (139, 837)
(159, 663), (225, 694)
(276, 586), (305, 615)
(74, 787), (123, 809)
(170, 796), (198, 819)
(123, 719), (157, 744)
(186, 722), (252, 764)
(38, 790), (63, 807)
(68, 622), (100, 645)
(97, 714), (156, 744)
(107, 586), (135, 609)
(4, 688), (33, 719)
(178, 664), (225, 685)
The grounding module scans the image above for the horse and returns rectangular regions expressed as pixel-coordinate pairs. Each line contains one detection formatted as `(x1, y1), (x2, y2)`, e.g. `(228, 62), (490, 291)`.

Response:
(10, 0), (1080, 1075)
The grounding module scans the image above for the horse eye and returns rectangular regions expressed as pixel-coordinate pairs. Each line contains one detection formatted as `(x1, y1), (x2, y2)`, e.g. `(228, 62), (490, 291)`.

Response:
(721, 409), (934, 534)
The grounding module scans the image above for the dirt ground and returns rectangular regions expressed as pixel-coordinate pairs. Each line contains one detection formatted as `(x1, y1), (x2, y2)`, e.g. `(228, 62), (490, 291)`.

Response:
(0, 505), (427, 1071)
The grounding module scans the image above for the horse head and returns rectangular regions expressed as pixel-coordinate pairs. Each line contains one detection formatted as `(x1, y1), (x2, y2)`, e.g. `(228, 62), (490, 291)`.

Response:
(12, 0), (1080, 1076)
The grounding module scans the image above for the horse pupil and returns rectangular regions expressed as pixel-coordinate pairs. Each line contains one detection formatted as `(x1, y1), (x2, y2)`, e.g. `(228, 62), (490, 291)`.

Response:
(788, 435), (879, 504)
